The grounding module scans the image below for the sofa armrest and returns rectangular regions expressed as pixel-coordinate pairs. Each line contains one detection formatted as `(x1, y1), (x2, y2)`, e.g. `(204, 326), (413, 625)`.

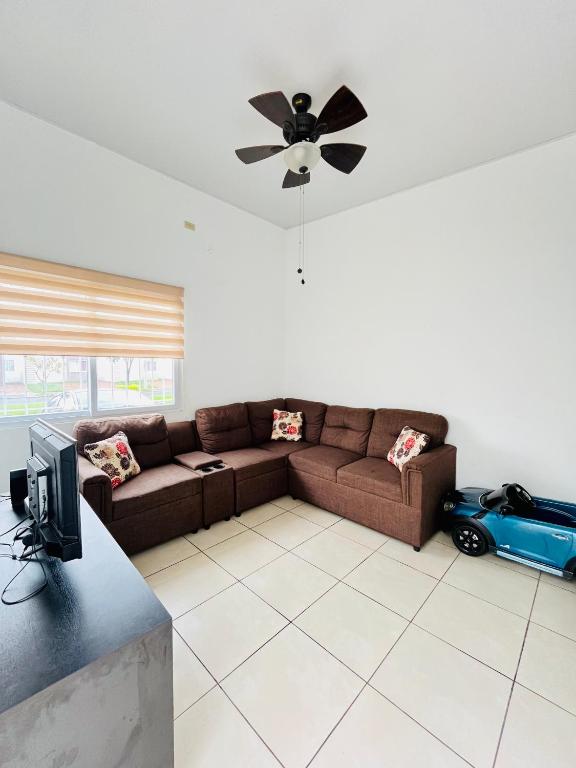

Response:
(401, 444), (457, 545)
(174, 451), (222, 471)
(77, 454), (113, 525)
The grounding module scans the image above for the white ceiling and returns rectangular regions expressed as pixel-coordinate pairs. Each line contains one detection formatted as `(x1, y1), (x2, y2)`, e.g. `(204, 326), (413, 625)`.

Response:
(1, 1), (575, 228)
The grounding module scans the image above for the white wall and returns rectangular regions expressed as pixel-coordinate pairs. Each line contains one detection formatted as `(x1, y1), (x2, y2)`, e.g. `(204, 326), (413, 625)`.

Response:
(284, 135), (576, 500)
(0, 101), (285, 473)
(2, 99), (575, 502)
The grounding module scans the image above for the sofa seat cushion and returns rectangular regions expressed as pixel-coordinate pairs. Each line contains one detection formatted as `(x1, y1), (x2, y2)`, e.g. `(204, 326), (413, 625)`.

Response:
(217, 448), (285, 482)
(112, 464), (202, 520)
(259, 440), (313, 457)
(288, 445), (361, 482)
(337, 457), (402, 502)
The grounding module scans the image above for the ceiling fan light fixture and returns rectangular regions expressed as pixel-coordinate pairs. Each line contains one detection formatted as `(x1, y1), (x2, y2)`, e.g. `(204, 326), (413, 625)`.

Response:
(284, 141), (321, 175)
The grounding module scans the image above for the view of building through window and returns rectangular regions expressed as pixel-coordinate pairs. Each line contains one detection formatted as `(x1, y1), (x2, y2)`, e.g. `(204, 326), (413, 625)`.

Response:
(0, 355), (176, 419)
(96, 357), (175, 411)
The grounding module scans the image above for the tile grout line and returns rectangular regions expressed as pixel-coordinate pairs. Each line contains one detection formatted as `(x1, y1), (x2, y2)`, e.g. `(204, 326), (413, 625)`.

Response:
(146, 504), (574, 766)
(410, 621), (520, 682)
(217, 621), (290, 688)
(173, 621), (287, 766)
(169, 515), (523, 686)
(165, 513), (343, 625)
(305, 561), (475, 767)
(303, 621), (415, 767)
(170, 579), (239, 621)
(151, 521), (534, 685)
(527, 618), (576, 645)
(512, 680), (576, 721)
(186, 568), (352, 765)
(140, 548), (202, 579)
(175, 631), (288, 767)
(242, 566), (340, 624)
(168, 514), (412, 764)
(173, 625), (218, 685)
(172, 625), (219, 720)
(218, 683), (287, 768)
(309, 555), (447, 764)
(367, 688), (477, 768)
(437, 576), (536, 620)
(490, 569), (540, 768)
(359, 558), (480, 766)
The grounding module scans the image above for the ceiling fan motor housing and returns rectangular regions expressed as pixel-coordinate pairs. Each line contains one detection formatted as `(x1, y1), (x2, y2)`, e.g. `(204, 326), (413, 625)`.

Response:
(283, 110), (317, 144)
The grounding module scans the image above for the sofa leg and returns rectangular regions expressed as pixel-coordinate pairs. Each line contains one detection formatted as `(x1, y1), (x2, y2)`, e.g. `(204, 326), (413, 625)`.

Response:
(204, 524), (211, 531)
(224, 516), (230, 521)
(190, 529), (198, 535)
(234, 512), (241, 518)
(413, 546), (421, 552)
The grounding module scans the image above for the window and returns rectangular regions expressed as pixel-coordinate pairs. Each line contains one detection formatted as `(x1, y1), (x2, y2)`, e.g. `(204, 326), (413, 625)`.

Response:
(0, 252), (183, 422)
(95, 357), (176, 411)
(0, 354), (178, 421)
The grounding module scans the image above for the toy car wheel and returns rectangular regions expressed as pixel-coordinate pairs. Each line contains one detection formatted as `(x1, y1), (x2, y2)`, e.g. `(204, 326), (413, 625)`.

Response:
(563, 565), (576, 581)
(452, 523), (488, 556)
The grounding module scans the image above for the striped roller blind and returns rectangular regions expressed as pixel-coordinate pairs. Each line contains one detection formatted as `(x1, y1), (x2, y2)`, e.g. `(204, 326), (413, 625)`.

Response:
(0, 252), (184, 358)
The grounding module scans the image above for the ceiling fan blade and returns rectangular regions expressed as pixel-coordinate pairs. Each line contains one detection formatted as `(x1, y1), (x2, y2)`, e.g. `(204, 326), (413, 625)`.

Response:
(248, 91), (293, 127)
(316, 86), (367, 135)
(320, 143), (367, 174)
(282, 170), (310, 189)
(235, 145), (286, 164)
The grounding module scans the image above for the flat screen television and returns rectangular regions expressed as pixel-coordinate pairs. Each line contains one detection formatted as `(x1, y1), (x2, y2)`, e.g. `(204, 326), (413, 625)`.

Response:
(25, 419), (82, 562)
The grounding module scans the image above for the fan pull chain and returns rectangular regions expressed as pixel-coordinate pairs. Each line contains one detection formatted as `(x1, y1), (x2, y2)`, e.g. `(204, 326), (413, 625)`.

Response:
(297, 185), (306, 285)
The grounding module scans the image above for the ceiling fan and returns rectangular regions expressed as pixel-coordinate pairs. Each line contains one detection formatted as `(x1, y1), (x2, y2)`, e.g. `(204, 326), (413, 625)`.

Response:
(235, 86), (367, 188)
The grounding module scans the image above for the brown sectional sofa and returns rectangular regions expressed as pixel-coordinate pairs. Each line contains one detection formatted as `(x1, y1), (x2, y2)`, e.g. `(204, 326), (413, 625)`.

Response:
(194, 398), (455, 550)
(74, 398), (456, 556)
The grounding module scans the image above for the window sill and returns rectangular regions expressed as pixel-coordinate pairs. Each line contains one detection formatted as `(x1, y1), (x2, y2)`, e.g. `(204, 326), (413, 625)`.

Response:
(0, 404), (182, 430)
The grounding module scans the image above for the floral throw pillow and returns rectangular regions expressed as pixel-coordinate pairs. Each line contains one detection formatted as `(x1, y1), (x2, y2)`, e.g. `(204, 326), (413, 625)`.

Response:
(271, 409), (303, 441)
(84, 431), (141, 489)
(387, 425), (430, 471)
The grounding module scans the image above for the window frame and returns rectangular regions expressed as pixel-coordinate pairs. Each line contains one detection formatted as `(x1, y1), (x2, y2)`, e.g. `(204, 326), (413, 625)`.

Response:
(0, 355), (182, 427)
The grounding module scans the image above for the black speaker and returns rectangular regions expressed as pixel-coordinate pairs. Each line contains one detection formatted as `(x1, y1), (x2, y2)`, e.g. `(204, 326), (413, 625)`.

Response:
(10, 468), (28, 509)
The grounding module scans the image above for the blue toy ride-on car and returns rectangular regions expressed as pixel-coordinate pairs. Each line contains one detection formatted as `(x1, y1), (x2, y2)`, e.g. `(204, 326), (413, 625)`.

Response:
(443, 483), (576, 579)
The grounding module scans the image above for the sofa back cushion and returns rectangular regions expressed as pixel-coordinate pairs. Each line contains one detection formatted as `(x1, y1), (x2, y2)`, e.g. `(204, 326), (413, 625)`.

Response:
(285, 398), (327, 444)
(195, 402), (252, 454)
(367, 409), (448, 459)
(167, 420), (199, 457)
(320, 405), (374, 455)
(246, 398), (285, 444)
(73, 413), (171, 469)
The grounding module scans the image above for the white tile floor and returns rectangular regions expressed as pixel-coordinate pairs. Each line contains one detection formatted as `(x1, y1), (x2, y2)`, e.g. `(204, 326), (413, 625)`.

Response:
(133, 496), (576, 768)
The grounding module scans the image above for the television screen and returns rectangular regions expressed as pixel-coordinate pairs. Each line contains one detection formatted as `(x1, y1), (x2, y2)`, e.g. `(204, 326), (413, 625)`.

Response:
(27, 419), (82, 562)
